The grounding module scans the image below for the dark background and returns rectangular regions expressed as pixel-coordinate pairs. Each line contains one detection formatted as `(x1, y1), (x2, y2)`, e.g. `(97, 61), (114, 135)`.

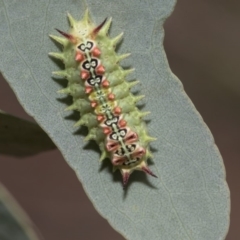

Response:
(0, 0), (238, 239)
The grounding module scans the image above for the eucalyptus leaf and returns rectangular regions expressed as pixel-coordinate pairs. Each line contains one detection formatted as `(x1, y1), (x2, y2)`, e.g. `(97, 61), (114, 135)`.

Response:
(0, 183), (42, 240)
(0, 111), (55, 157)
(0, 0), (230, 240)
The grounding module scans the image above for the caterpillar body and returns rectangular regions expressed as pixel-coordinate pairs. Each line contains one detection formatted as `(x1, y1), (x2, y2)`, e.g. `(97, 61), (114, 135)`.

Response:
(49, 9), (157, 187)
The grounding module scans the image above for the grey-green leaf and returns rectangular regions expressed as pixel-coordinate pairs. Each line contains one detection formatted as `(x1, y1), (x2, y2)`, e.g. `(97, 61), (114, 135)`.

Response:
(0, 0), (230, 240)
(0, 183), (42, 240)
(0, 111), (55, 157)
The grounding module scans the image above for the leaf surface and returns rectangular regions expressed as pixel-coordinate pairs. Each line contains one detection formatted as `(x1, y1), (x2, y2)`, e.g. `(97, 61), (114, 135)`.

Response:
(0, 0), (230, 239)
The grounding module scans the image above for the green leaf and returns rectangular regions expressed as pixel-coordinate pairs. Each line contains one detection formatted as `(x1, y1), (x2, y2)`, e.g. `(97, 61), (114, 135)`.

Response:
(0, 1), (230, 240)
(0, 183), (42, 240)
(0, 111), (55, 157)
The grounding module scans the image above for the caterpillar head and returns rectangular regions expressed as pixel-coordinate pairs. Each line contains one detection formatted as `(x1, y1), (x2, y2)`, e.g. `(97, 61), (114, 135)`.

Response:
(55, 9), (107, 45)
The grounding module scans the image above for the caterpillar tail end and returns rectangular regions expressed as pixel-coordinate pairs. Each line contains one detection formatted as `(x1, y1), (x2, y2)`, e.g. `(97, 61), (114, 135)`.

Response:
(120, 161), (157, 188)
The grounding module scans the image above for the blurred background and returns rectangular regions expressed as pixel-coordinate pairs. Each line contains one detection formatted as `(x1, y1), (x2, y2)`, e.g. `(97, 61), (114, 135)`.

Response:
(0, 0), (238, 239)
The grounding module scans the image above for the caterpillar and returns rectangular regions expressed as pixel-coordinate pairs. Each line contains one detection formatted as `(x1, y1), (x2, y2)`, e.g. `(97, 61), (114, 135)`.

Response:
(49, 9), (157, 187)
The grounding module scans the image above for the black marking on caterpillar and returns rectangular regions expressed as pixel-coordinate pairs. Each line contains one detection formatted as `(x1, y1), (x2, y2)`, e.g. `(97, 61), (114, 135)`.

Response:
(49, 9), (157, 187)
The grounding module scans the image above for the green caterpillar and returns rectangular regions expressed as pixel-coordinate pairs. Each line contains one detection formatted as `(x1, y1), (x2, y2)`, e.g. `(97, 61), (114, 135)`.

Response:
(49, 9), (157, 187)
